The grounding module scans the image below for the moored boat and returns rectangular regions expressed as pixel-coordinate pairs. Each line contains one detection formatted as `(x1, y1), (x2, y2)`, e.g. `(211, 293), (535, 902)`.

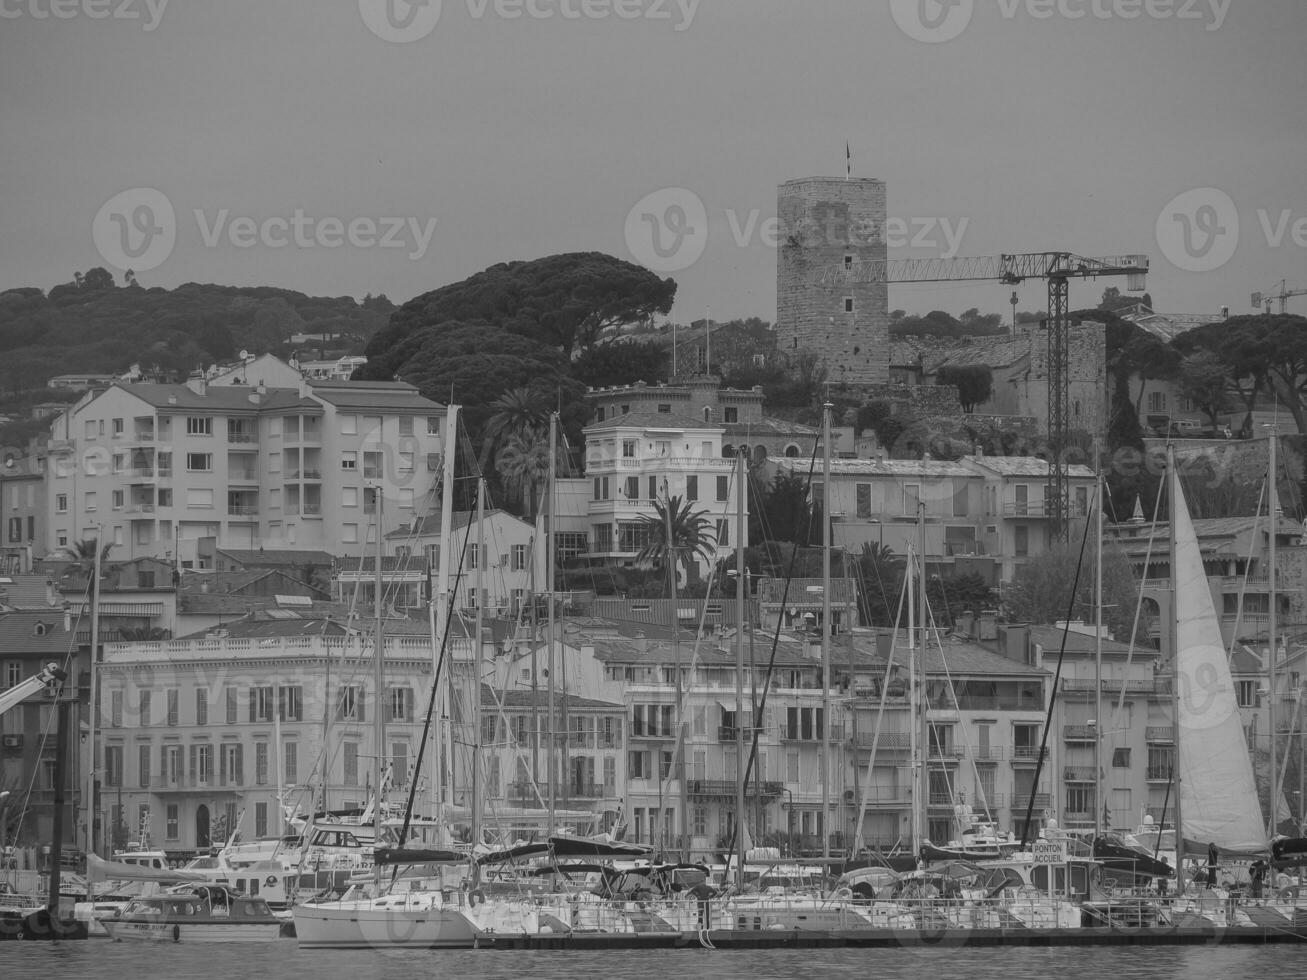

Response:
(99, 883), (288, 942)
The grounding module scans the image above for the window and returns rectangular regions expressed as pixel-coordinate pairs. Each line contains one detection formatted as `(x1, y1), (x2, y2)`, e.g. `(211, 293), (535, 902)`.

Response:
(186, 417), (212, 436)
(844, 296), (855, 313)
(657, 404), (671, 414)
(856, 483), (872, 518)
(341, 451), (357, 471)
(255, 742), (269, 785)
(139, 690), (152, 727)
(85, 491), (97, 512)
(138, 743), (151, 788)
(186, 488), (214, 508)
(716, 475), (729, 501)
(628, 750), (651, 779)
(166, 804), (179, 840)
(338, 685), (364, 721)
(398, 416), (414, 436)
(56, 493), (68, 513)
(363, 451), (382, 479)
(186, 452), (212, 472)
(624, 476), (639, 499)
(280, 686), (303, 721)
(511, 544), (527, 571)
(1112, 747), (1131, 768)
(341, 415), (358, 435)
(254, 802), (268, 838)
(166, 689), (179, 727)
(104, 745), (123, 787)
(903, 483), (920, 515)
(388, 687), (412, 722)
(343, 523), (358, 543)
(1147, 391), (1167, 413)
(622, 439), (636, 458)
(686, 475), (698, 501)
(195, 743), (213, 784)
(392, 742), (409, 786)
(109, 689), (123, 727)
(250, 686), (275, 722)
(341, 487), (358, 508)
(1014, 525), (1029, 557)
(226, 687), (238, 724)
(398, 451), (414, 473)
(284, 741), (297, 783)
(1236, 680), (1258, 708)
(220, 743), (242, 786)
(715, 518), (729, 548)
(724, 407), (738, 423)
(195, 689), (207, 726)
(343, 742), (359, 785)
(648, 476), (658, 501)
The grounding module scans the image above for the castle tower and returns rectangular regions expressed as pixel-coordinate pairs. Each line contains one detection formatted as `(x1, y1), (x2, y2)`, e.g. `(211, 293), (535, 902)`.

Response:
(776, 177), (890, 385)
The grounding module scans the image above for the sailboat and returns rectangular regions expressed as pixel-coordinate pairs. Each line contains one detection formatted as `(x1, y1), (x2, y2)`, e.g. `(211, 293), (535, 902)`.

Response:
(1167, 446), (1269, 886)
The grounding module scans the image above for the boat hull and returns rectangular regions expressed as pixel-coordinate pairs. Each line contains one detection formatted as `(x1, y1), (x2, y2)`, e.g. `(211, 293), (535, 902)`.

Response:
(293, 901), (485, 949)
(100, 916), (286, 942)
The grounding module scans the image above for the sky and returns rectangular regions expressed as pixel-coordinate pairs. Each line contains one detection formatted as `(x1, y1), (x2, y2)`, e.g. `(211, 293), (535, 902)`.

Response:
(2, 0), (1306, 325)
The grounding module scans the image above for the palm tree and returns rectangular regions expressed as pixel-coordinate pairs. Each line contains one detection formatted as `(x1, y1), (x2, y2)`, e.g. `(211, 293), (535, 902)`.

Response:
(634, 495), (717, 592)
(480, 386), (552, 471)
(57, 538), (113, 596)
(495, 434), (553, 520)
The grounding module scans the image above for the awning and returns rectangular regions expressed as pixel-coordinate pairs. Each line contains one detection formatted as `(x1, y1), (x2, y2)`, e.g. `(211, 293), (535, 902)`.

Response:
(69, 601), (165, 616)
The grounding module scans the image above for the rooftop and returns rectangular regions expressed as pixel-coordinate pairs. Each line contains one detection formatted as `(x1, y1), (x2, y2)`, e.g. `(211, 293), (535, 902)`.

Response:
(307, 379), (444, 411)
(112, 382), (317, 413)
(584, 412), (723, 433)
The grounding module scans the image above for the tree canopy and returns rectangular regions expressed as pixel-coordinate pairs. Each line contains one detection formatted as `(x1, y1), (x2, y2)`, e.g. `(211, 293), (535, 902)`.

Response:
(936, 363), (993, 412)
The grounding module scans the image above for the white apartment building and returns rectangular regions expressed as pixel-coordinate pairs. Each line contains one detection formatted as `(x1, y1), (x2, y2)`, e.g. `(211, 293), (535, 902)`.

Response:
(45, 376), (446, 564)
(582, 412), (746, 580)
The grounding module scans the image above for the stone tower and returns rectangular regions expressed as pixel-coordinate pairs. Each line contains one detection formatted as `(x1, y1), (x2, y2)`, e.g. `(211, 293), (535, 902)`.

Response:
(776, 177), (890, 386)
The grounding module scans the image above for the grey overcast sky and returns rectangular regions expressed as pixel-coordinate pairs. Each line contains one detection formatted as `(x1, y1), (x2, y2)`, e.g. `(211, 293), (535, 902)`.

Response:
(2, 0), (1305, 323)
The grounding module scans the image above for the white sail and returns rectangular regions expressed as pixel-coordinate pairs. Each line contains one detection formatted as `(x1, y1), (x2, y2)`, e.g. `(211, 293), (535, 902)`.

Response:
(1172, 466), (1267, 854)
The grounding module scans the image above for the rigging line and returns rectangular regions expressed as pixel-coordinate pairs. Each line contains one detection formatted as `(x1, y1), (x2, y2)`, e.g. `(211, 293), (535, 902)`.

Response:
(1226, 479), (1268, 663)
(1018, 491), (1095, 849)
(1112, 464), (1168, 716)
(726, 432), (822, 868)
(850, 557), (910, 857)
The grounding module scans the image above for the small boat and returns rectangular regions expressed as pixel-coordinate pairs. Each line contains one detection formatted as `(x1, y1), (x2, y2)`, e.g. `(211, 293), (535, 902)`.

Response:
(99, 884), (289, 942)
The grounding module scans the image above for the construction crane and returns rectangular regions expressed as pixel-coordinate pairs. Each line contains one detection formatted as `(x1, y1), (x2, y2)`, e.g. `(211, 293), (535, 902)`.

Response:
(0, 663), (65, 717)
(1252, 281), (1307, 314)
(823, 252), (1149, 539)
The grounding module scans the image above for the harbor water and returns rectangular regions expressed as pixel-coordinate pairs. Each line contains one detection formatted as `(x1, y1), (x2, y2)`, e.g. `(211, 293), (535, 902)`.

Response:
(1, 941), (1304, 980)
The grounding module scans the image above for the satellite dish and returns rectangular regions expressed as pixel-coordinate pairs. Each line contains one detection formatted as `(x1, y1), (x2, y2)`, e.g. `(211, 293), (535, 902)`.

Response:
(239, 349), (250, 361)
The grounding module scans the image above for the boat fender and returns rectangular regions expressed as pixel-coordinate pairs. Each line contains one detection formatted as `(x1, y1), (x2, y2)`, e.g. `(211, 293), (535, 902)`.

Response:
(172, 924), (181, 943)
(265, 875), (278, 888)
(832, 887), (853, 901)
(468, 889), (486, 908)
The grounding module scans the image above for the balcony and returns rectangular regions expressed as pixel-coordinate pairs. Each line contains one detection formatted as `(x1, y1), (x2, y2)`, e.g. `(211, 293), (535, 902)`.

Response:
(228, 469), (258, 483)
(781, 725), (845, 743)
(928, 743), (966, 760)
(629, 728), (676, 742)
(126, 504), (155, 516)
(1001, 500), (1048, 518)
(227, 431), (259, 445)
(687, 778), (783, 799)
(563, 783), (608, 800)
(854, 731), (911, 751)
(1146, 766), (1173, 781)
(1064, 766), (1096, 783)
(1011, 746), (1044, 763)
(1145, 726), (1174, 744)
(970, 744), (1004, 762)
(1063, 725), (1096, 742)
(229, 504), (260, 517)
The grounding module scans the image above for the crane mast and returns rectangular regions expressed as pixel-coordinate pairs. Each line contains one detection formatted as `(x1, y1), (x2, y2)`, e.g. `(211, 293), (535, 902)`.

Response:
(822, 251), (1149, 539)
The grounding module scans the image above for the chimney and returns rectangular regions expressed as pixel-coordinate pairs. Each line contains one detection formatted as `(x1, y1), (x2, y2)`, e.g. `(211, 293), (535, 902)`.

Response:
(197, 377), (207, 397)
(999, 623), (1030, 663)
(46, 577), (57, 607)
(955, 610), (975, 638)
(977, 609), (998, 641)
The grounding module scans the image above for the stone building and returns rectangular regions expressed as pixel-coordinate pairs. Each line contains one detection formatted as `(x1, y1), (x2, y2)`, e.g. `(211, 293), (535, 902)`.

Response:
(777, 177), (890, 385)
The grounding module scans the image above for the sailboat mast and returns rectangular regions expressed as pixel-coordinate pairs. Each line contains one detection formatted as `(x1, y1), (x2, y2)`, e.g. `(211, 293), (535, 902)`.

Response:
(432, 406), (459, 820)
(372, 487), (385, 890)
(1167, 444), (1184, 894)
(734, 450), (747, 890)
(908, 541), (921, 853)
(472, 478), (486, 868)
(1269, 428), (1279, 840)
(917, 502), (928, 850)
(820, 402), (832, 865)
(85, 525), (103, 858)
(1094, 455), (1103, 840)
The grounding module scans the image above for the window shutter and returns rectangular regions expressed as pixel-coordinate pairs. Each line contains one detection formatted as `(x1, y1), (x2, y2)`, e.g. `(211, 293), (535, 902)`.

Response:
(357, 688), (365, 723)
(235, 744), (244, 785)
(189, 744), (197, 786)
(160, 745), (167, 780)
(249, 690), (256, 723)
(220, 743), (228, 785)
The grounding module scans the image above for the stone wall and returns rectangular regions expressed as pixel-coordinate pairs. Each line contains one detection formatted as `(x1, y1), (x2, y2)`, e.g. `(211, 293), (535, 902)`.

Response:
(776, 178), (890, 385)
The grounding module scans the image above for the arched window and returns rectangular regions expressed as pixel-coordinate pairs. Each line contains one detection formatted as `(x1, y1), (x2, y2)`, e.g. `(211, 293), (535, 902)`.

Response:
(784, 444), (800, 458)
